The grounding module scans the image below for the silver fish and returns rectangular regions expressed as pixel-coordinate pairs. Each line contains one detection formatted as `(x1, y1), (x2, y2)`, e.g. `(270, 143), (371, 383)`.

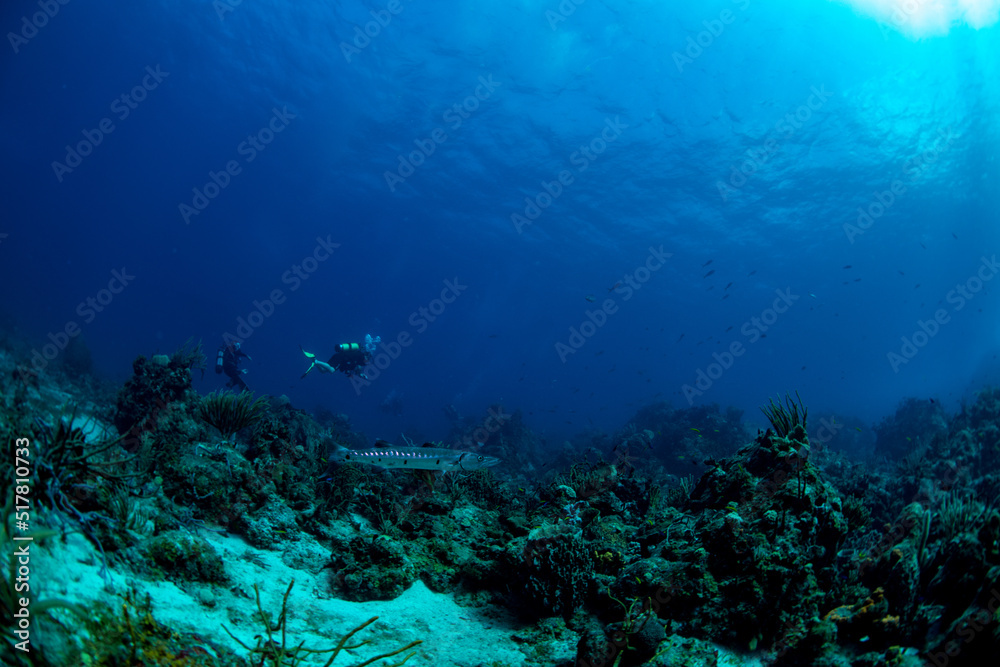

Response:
(332, 444), (500, 471)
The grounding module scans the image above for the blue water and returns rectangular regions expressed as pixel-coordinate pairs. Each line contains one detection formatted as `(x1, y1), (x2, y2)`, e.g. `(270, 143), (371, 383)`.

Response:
(2, 0), (998, 443)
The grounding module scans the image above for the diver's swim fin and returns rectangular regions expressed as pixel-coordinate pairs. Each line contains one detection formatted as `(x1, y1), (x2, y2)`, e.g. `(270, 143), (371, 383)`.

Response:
(300, 345), (317, 378)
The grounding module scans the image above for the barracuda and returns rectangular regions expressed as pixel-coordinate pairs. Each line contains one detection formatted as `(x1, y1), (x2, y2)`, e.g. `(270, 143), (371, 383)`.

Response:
(332, 441), (500, 471)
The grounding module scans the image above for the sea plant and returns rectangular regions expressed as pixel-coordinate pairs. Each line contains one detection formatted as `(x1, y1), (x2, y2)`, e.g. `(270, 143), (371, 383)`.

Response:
(939, 490), (988, 541)
(760, 391), (808, 438)
(33, 406), (140, 492)
(25, 407), (142, 582)
(82, 587), (241, 665)
(223, 580), (422, 666)
(197, 390), (269, 441)
(170, 337), (208, 376)
(1, 493), (83, 664)
(579, 595), (667, 667)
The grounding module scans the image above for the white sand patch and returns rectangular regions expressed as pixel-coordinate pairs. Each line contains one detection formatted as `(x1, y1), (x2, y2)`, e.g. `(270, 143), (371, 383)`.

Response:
(34, 522), (574, 666)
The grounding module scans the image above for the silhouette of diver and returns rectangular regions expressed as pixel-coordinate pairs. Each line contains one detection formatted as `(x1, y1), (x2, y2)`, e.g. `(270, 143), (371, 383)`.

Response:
(300, 335), (380, 380)
(216, 341), (251, 391)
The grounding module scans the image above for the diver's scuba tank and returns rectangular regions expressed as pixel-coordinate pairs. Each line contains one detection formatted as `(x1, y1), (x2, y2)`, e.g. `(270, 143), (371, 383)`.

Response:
(215, 347), (225, 374)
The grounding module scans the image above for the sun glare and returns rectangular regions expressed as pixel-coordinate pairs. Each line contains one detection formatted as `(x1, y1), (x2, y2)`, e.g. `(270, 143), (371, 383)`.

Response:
(835, 0), (1000, 37)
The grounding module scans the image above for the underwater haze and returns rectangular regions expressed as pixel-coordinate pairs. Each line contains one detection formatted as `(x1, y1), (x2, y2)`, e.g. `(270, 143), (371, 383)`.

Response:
(6, 2), (1000, 667)
(2, 0), (1000, 441)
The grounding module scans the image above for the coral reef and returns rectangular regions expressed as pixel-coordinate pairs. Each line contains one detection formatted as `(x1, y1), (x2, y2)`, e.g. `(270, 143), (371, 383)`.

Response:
(197, 390), (269, 441)
(114, 352), (199, 446)
(6, 332), (1000, 666)
(874, 397), (948, 460)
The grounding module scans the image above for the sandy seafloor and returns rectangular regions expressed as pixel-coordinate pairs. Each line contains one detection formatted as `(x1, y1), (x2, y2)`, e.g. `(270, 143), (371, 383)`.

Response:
(29, 513), (769, 667)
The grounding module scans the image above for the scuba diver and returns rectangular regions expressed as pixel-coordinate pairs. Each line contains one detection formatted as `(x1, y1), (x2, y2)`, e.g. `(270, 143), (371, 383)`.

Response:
(216, 341), (252, 391)
(301, 334), (380, 380)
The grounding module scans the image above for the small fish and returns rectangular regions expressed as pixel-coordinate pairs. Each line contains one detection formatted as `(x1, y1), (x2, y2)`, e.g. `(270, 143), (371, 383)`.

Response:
(855, 427), (862, 432)
(898, 270), (905, 276)
(725, 326), (733, 332)
(585, 294), (596, 303)
(677, 333), (685, 342)
(724, 282), (732, 290)
(608, 282), (622, 292)
(690, 427), (700, 433)
(702, 259), (713, 267)
(843, 265), (852, 269)
(704, 270), (715, 278)
(915, 284), (920, 289)
(748, 270), (756, 276)
(952, 233), (958, 239)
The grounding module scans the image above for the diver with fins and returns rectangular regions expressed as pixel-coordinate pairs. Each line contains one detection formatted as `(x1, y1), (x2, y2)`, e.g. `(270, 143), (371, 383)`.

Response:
(300, 334), (380, 380)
